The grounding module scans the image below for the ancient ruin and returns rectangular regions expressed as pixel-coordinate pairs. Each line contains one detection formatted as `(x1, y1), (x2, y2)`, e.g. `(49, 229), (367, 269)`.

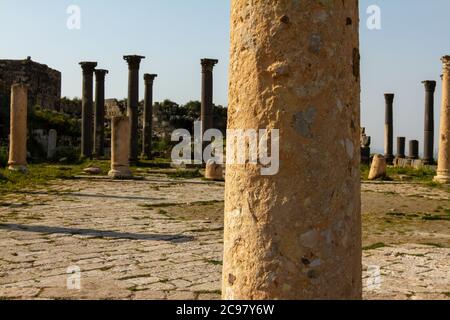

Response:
(123, 55), (145, 163)
(384, 93), (395, 164)
(0, 57), (61, 111)
(94, 69), (109, 158)
(423, 81), (437, 165)
(142, 74), (157, 159)
(222, 0), (361, 300)
(79, 61), (98, 159)
(435, 56), (450, 184)
(409, 140), (419, 160)
(8, 84), (28, 172)
(108, 116), (132, 179)
(360, 128), (371, 164)
(200, 58), (218, 153)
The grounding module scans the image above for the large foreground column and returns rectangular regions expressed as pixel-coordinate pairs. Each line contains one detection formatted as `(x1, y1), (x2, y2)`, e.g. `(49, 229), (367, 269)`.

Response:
(384, 94), (395, 164)
(8, 84), (28, 172)
(435, 56), (450, 183)
(94, 69), (108, 158)
(222, 0), (361, 300)
(201, 58), (218, 152)
(108, 116), (132, 179)
(123, 55), (145, 163)
(423, 81), (437, 165)
(142, 74), (157, 159)
(79, 62), (98, 159)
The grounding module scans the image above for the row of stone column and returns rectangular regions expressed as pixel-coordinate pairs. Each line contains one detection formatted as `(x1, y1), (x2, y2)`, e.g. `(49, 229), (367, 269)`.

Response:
(80, 57), (218, 162)
(382, 56), (450, 183)
(384, 80), (436, 165)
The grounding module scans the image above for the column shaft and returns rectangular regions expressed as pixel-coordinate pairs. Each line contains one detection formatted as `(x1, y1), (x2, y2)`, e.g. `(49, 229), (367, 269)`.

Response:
(124, 55), (145, 162)
(222, 0), (361, 300)
(201, 59), (218, 143)
(409, 140), (419, 160)
(142, 74), (157, 159)
(435, 56), (450, 183)
(384, 94), (394, 164)
(94, 69), (108, 158)
(396, 137), (406, 159)
(423, 81), (436, 164)
(79, 62), (97, 159)
(108, 116), (132, 179)
(8, 84), (28, 172)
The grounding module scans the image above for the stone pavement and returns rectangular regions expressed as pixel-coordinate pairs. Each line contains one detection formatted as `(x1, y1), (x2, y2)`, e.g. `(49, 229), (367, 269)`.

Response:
(0, 176), (449, 300)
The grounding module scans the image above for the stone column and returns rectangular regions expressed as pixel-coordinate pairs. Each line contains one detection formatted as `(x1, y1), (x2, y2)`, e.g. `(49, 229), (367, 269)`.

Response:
(222, 0), (361, 300)
(8, 84), (28, 172)
(435, 56), (450, 184)
(422, 81), (436, 165)
(47, 129), (57, 160)
(142, 74), (157, 159)
(384, 93), (395, 164)
(108, 116), (133, 179)
(79, 62), (98, 159)
(201, 58), (218, 150)
(396, 137), (406, 159)
(123, 55), (145, 163)
(94, 69), (108, 158)
(408, 140), (419, 160)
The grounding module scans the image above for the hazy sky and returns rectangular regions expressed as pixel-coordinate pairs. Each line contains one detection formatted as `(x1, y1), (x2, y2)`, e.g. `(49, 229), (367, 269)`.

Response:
(1, 0), (449, 154)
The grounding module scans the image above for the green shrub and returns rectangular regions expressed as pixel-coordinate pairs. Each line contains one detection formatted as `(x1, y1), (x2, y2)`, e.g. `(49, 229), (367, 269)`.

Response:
(0, 146), (8, 167)
(52, 146), (80, 164)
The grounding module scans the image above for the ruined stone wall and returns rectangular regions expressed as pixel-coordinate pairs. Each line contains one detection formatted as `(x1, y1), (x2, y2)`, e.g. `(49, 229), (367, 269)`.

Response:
(0, 57), (61, 111)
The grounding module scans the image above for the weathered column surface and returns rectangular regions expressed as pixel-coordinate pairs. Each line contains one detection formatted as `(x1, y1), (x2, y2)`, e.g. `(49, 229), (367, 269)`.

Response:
(123, 55), (145, 163)
(422, 81), (436, 165)
(8, 84), (28, 172)
(396, 137), (406, 159)
(94, 69), (108, 158)
(142, 74), (157, 159)
(108, 116), (132, 179)
(384, 93), (395, 164)
(222, 0), (361, 300)
(79, 62), (98, 159)
(201, 58), (218, 146)
(435, 56), (450, 183)
(408, 140), (419, 160)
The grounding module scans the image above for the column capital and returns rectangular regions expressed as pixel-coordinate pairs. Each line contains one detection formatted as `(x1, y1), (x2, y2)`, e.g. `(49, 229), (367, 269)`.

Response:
(79, 62), (98, 74)
(144, 74), (158, 83)
(123, 55), (145, 69)
(441, 55), (450, 72)
(422, 80), (437, 92)
(384, 93), (394, 104)
(94, 69), (109, 80)
(201, 58), (219, 72)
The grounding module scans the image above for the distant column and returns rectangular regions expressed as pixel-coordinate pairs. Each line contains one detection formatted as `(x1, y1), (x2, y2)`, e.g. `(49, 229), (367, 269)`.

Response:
(79, 61), (98, 159)
(108, 116), (132, 179)
(408, 140), (419, 160)
(384, 94), (395, 164)
(422, 81), (437, 165)
(8, 84), (28, 173)
(435, 56), (450, 183)
(94, 69), (108, 158)
(142, 74), (157, 159)
(201, 58), (218, 151)
(396, 137), (406, 159)
(123, 55), (145, 163)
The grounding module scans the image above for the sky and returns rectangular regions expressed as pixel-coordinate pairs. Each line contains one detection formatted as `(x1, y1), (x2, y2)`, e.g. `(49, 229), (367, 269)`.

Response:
(1, 0), (449, 155)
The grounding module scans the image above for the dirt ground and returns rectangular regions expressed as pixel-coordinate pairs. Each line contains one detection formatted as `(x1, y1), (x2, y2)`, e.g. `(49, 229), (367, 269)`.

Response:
(0, 172), (449, 300)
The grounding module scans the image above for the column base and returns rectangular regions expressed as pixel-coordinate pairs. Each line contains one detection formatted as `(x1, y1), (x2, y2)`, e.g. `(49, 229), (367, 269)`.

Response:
(108, 167), (133, 179)
(8, 164), (28, 173)
(434, 174), (450, 184)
